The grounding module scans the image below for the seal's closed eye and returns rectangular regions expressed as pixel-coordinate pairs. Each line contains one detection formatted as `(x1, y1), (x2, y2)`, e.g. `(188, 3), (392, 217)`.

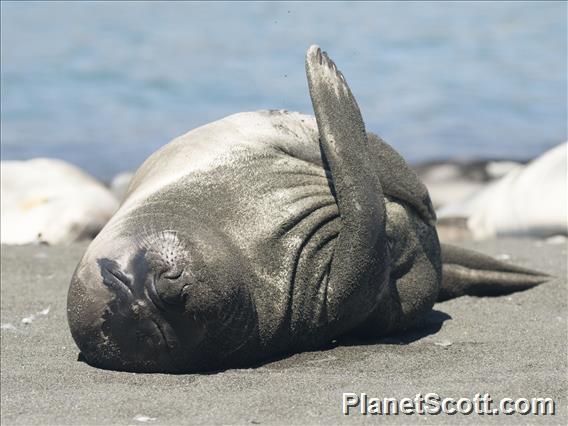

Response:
(98, 258), (132, 300)
(161, 268), (184, 281)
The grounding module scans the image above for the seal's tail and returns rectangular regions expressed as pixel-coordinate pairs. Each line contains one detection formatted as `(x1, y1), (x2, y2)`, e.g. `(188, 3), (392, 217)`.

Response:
(439, 243), (550, 302)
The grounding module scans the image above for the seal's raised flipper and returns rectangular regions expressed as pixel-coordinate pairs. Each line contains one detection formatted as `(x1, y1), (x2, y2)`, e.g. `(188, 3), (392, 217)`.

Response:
(305, 45), (389, 333)
(439, 244), (550, 301)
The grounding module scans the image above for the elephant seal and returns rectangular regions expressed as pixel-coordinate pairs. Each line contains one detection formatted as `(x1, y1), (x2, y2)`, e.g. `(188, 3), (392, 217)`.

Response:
(1, 158), (118, 245)
(438, 142), (567, 239)
(67, 45), (548, 373)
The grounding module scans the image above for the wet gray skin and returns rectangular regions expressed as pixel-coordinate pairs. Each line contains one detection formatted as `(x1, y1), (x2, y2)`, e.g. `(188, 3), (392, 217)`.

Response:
(67, 45), (548, 373)
(68, 212), (260, 372)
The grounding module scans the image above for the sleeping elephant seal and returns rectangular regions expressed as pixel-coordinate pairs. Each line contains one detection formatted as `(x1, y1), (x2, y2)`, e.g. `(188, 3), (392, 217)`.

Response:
(67, 45), (548, 373)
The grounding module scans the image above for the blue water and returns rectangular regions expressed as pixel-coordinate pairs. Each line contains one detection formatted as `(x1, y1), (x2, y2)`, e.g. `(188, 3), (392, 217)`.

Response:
(1, 1), (566, 179)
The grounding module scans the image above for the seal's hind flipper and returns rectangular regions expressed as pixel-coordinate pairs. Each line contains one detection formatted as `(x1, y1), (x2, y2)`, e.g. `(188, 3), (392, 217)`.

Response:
(439, 244), (550, 301)
(305, 45), (389, 333)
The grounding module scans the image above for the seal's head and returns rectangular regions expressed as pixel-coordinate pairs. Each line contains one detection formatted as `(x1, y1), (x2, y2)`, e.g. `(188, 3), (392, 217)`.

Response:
(67, 222), (258, 373)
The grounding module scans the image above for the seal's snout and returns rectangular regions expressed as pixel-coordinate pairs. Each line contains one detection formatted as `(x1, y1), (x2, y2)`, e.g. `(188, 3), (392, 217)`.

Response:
(66, 247), (180, 372)
(68, 225), (259, 372)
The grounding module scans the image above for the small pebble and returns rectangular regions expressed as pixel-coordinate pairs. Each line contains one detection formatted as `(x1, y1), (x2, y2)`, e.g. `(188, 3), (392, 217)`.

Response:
(22, 316), (35, 325)
(133, 414), (156, 423)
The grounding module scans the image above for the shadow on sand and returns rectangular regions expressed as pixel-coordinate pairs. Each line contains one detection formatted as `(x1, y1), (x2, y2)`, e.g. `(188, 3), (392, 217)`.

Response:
(251, 309), (453, 369)
(77, 309), (452, 373)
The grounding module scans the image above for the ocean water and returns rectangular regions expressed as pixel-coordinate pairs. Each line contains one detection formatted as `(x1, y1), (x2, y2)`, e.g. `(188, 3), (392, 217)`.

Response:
(1, 1), (566, 179)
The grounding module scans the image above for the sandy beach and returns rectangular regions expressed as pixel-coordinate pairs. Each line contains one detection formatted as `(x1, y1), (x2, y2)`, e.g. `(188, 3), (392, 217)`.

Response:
(1, 238), (566, 424)
(1, 2), (566, 424)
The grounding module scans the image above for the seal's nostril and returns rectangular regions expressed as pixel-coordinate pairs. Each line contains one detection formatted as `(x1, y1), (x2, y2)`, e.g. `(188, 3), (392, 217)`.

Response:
(146, 278), (167, 311)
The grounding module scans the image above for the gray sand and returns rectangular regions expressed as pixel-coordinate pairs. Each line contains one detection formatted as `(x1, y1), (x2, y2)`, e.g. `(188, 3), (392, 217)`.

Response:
(1, 239), (566, 424)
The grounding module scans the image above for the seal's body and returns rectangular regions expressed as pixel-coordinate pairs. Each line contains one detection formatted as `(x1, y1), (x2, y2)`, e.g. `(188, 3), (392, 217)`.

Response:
(68, 46), (547, 373)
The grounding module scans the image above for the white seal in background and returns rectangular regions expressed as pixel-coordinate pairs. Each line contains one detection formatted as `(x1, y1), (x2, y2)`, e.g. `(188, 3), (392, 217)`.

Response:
(1, 158), (119, 245)
(438, 142), (567, 239)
